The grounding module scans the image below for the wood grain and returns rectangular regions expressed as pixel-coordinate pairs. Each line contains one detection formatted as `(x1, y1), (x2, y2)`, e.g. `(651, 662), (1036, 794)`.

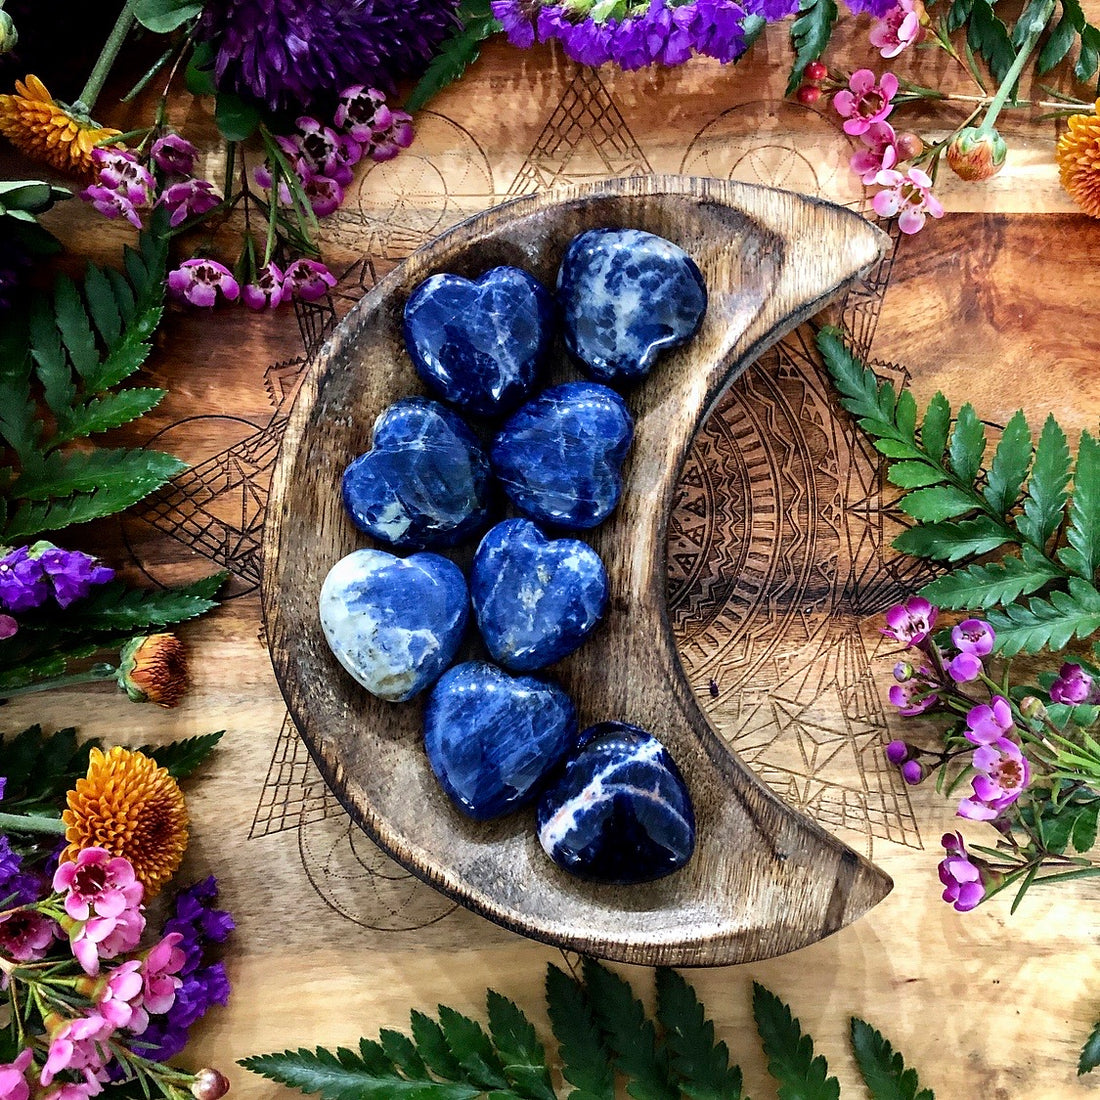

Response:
(263, 175), (891, 965)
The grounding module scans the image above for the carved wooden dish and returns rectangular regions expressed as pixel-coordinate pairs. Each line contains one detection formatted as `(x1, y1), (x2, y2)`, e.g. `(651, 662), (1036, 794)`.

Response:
(263, 175), (892, 966)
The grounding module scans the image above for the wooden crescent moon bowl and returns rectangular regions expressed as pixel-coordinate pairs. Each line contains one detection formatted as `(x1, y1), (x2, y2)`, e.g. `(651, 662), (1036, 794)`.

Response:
(263, 175), (893, 966)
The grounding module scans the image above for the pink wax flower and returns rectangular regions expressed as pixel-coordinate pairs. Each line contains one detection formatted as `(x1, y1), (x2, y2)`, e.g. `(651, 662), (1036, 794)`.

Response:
(167, 259), (241, 308)
(953, 618), (995, 656)
(139, 931), (186, 1018)
(965, 695), (1014, 744)
(851, 121), (899, 185)
(40, 1085), (98, 1100)
(90, 147), (154, 205)
(151, 133), (198, 176)
(957, 737), (1030, 821)
(0, 613), (16, 639)
(40, 1012), (112, 1089)
(0, 1049), (34, 1100)
(833, 68), (899, 136)
(881, 596), (938, 647)
(947, 650), (982, 683)
(156, 178), (222, 228)
(872, 166), (945, 234)
(0, 909), (57, 961)
(53, 848), (142, 923)
(293, 117), (361, 186)
(1050, 662), (1097, 705)
(242, 262), (285, 310)
(302, 173), (344, 217)
(70, 905), (146, 976)
(283, 258), (337, 302)
(939, 831), (987, 911)
(869, 0), (925, 58)
(335, 85), (393, 143)
(80, 185), (142, 229)
(889, 677), (938, 716)
(94, 959), (145, 1030)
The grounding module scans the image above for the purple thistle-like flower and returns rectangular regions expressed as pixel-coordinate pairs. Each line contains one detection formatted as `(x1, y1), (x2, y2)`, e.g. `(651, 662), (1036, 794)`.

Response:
(0, 546), (49, 613)
(167, 259), (240, 308)
(151, 133), (199, 177)
(197, 0), (461, 113)
(156, 179), (223, 229)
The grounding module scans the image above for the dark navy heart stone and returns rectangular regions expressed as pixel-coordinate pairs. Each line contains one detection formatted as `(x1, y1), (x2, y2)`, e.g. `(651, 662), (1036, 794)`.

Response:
(557, 228), (707, 385)
(319, 549), (468, 702)
(424, 660), (578, 820)
(537, 721), (695, 884)
(342, 398), (492, 549)
(490, 382), (633, 530)
(471, 519), (608, 672)
(403, 267), (554, 417)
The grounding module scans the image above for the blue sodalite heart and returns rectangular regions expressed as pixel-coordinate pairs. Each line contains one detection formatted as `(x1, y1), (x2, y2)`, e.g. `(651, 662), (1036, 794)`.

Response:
(424, 660), (578, 820)
(403, 267), (554, 417)
(319, 549), (468, 702)
(342, 398), (492, 549)
(471, 519), (608, 671)
(557, 228), (707, 385)
(537, 721), (695, 884)
(490, 382), (633, 530)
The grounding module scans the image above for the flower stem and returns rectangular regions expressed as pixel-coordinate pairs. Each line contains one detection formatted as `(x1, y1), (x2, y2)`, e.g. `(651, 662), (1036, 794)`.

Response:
(0, 811), (67, 836)
(976, 0), (1057, 135)
(0, 664), (117, 699)
(73, 0), (138, 115)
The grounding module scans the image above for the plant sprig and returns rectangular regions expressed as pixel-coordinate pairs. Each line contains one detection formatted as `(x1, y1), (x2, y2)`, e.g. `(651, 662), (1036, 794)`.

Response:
(241, 961), (934, 1100)
(818, 327), (1100, 655)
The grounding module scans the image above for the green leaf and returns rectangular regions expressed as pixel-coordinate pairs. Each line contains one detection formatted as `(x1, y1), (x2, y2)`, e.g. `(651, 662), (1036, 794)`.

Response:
(1072, 801), (1100, 853)
(83, 263), (123, 347)
(53, 274), (99, 380)
(582, 958), (676, 1100)
(1016, 413), (1071, 548)
(406, 1), (502, 112)
(52, 572), (226, 633)
(983, 410), (1032, 516)
(379, 1030), (431, 1080)
(215, 91), (261, 142)
(13, 447), (180, 502)
(1080, 1020), (1100, 1075)
(546, 965), (614, 1100)
(850, 1018), (933, 1100)
(987, 577), (1100, 655)
(186, 40), (218, 96)
(753, 983), (839, 1100)
(892, 516), (1009, 562)
(0, 320), (42, 463)
(437, 1006), (508, 1091)
(133, 0), (203, 33)
(0, 724), (95, 809)
(139, 731), (224, 779)
(947, 404), (986, 487)
(655, 969), (742, 1100)
(918, 552), (1061, 609)
(1077, 20), (1100, 80)
(58, 388), (165, 441)
(29, 294), (77, 429)
(887, 461), (947, 489)
(1058, 430), (1100, 581)
(897, 485), (979, 522)
(486, 990), (555, 1100)
(947, 0), (973, 32)
(1038, 4), (1079, 70)
(965, 0), (1016, 82)
(786, 0), (839, 95)
(237, 1050), (481, 1100)
(410, 1012), (466, 1082)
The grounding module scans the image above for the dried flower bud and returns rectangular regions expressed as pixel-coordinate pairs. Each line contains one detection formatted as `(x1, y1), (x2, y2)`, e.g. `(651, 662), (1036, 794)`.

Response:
(191, 1068), (230, 1100)
(1018, 695), (1048, 721)
(900, 759), (926, 785)
(0, 9), (17, 55)
(946, 126), (1007, 182)
(885, 739), (910, 764)
(117, 633), (189, 707)
(894, 131), (924, 161)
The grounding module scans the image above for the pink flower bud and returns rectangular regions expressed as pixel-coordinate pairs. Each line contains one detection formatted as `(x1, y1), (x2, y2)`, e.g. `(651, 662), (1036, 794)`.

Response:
(946, 126), (1007, 182)
(191, 1068), (230, 1100)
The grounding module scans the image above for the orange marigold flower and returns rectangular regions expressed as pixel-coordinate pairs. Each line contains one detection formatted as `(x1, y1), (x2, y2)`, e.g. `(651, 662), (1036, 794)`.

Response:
(118, 633), (189, 708)
(0, 74), (121, 178)
(61, 746), (189, 898)
(1057, 99), (1100, 218)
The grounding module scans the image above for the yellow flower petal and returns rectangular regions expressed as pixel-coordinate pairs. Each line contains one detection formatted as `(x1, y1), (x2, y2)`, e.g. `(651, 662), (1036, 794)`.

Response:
(1057, 99), (1100, 219)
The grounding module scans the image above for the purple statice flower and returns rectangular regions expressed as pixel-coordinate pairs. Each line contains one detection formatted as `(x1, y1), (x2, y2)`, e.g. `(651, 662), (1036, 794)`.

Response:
(1050, 662), (1098, 705)
(492, 0), (537, 48)
(957, 737), (1030, 821)
(842, 0), (895, 14)
(151, 133), (198, 177)
(0, 778), (43, 908)
(140, 877), (233, 1062)
(690, 0), (748, 61)
(242, 262), (286, 311)
(283, 258), (337, 302)
(34, 543), (114, 608)
(81, 185), (143, 228)
(0, 545), (49, 613)
(167, 259), (241, 308)
(964, 695), (1014, 745)
(334, 85), (394, 143)
(197, 0), (461, 113)
(938, 832), (987, 912)
(880, 595), (937, 647)
(156, 179), (223, 229)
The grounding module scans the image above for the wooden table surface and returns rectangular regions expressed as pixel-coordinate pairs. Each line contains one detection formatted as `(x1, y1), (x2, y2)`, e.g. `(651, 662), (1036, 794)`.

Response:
(6, 15), (1100, 1098)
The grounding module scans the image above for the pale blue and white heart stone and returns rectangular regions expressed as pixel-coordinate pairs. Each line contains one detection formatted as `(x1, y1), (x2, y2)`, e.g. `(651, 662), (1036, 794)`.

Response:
(537, 721), (696, 884)
(557, 228), (707, 384)
(424, 660), (577, 820)
(471, 519), (608, 671)
(319, 549), (468, 703)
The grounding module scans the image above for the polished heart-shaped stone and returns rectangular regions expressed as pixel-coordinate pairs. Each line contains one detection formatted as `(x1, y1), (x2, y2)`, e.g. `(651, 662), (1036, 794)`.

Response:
(537, 721), (695, 884)
(490, 381), (633, 530)
(557, 228), (707, 384)
(403, 267), (554, 417)
(319, 549), (468, 703)
(471, 519), (608, 672)
(342, 398), (492, 549)
(424, 660), (578, 820)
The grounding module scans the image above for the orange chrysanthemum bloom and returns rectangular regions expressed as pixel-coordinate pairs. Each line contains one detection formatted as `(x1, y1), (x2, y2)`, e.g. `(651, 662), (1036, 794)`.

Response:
(1057, 99), (1100, 218)
(0, 74), (121, 178)
(61, 747), (190, 898)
